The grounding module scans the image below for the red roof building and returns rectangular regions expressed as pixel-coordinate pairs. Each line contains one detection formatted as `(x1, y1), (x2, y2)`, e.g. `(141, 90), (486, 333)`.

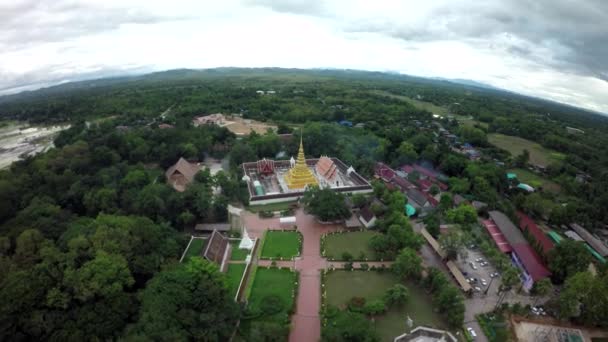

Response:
(482, 219), (512, 253)
(375, 162), (395, 182)
(510, 244), (551, 282)
(316, 156), (338, 182)
(517, 211), (554, 257)
(418, 179), (433, 191)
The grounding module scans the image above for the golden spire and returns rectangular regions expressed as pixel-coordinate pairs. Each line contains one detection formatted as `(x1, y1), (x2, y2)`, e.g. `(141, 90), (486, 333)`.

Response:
(284, 131), (318, 189)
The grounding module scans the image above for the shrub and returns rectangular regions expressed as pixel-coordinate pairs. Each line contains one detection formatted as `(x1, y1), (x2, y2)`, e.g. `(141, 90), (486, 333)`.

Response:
(344, 262), (353, 271)
(260, 294), (284, 315)
(259, 210), (274, 218)
(359, 263), (369, 271)
(348, 297), (366, 312)
(342, 252), (353, 261)
(363, 299), (387, 316)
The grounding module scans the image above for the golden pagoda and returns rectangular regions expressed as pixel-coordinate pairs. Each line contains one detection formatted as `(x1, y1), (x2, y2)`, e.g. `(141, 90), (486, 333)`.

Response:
(284, 135), (318, 189)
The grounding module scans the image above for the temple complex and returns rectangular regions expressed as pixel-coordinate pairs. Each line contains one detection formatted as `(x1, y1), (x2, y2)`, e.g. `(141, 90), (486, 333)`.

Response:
(284, 137), (318, 189)
(241, 136), (372, 204)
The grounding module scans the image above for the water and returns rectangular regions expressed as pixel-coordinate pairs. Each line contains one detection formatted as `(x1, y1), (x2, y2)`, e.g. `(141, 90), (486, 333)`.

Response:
(0, 123), (69, 169)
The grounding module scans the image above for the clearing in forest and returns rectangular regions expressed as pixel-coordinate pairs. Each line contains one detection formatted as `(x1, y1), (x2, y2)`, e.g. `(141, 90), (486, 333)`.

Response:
(488, 133), (564, 167)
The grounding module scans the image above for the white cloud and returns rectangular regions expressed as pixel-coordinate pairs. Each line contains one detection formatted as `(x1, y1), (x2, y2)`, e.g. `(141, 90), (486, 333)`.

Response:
(0, 0), (607, 113)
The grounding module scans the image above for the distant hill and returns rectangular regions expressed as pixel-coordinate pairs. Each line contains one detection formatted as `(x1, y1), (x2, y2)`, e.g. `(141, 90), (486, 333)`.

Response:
(0, 67), (605, 122)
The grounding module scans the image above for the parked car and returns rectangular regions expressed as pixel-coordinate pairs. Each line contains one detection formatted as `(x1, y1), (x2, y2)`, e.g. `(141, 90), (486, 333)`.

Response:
(467, 327), (477, 338)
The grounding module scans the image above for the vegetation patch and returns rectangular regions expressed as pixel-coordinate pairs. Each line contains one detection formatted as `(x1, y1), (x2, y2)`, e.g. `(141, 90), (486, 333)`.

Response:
(183, 237), (207, 261)
(476, 312), (510, 342)
(260, 230), (301, 259)
(371, 90), (449, 116)
(242, 266), (298, 342)
(508, 168), (561, 193)
(230, 241), (249, 261)
(488, 133), (564, 167)
(322, 230), (381, 260)
(324, 270), (447, 341)
(225, 263), (247, 298)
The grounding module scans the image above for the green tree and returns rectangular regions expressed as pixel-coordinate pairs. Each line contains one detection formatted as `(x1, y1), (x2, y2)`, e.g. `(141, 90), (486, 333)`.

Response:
(131, 258), (239, 340)
(302, 186), (350, 222)
(500, 267), (520, 290)
(549, 239), (592, 283)
(438, 230), (465, 261)
(391, 248), (423, 280)
(322, 310), (379, 342)
(384, 284), (409, 307)
(396, 141), (418, 165)
(446, 204), (477, 225)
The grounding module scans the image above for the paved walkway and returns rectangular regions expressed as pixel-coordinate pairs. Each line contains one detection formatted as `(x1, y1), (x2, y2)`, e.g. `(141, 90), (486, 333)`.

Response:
(289, 209), (342, 342)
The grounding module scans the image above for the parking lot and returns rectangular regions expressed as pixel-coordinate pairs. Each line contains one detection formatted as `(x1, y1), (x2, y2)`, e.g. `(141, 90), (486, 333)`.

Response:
(458, 246), (501, 297)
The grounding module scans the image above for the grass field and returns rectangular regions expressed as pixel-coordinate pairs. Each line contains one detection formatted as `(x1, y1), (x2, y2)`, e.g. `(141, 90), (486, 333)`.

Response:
(225, 263), (246, 298)
(261, 231), (301, 259)
(508, 168), (561, 193)
(372, 90), (449, 115)
(183, 237), (207, 261)
(325, 270), (447, 342)
(323, 231), (382, 260)
(231, 241), (250, 261)
(248, 267), (298, 322)
(488, 133), (565, 167)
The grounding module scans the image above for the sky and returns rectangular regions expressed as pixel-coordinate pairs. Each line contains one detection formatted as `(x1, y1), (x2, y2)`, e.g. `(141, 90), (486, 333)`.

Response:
(1, 0), (608, 113)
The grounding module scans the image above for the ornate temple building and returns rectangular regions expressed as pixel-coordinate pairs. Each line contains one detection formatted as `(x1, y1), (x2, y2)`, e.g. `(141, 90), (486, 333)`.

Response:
(284, 137), (318, 189)
(241, 135), (372, 204)
(316, 156), (338, 184)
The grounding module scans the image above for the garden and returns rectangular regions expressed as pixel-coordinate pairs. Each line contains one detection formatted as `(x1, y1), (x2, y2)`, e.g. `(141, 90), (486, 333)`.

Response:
(260, 230), (302, 259)
(323, 270), (448, 342)
(182, 237), (207, 261)
(225, 263), (246, 299)
(239, 267), (299, 340)
(322, 230), (382, 260)
(230, 241), (250, 261)
(507, 168), (561, 193)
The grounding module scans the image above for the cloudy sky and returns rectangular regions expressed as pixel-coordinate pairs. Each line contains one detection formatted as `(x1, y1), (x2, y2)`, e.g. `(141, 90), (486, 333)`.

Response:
(1, 0), (608, 113)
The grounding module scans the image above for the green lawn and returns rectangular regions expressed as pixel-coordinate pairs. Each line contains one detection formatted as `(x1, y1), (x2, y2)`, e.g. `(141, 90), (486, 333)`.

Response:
(261, 231), (301, 259)
(488, 133), (564, 167)
(231, 241), (250, 261)
(248, 267), (298, 322)
(325, 270), (447, 342)
(508, 168), (561, 193)
(183, 238), (207, 261)
(324, 231), (382, 260)
(226, 263), (246, 299)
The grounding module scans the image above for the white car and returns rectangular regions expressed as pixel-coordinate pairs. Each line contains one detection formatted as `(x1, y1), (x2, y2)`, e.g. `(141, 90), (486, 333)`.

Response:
(467, 327), (477, 338)
(481, 280), (488, 286)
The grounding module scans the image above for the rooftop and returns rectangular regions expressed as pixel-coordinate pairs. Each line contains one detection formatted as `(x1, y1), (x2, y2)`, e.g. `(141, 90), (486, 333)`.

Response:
(516, 211), (554, 255)
(489, 211), (527, 245)
(511, 243), (551, 281)
(570, 223), (608, 257)
(482, 219), (512, 253)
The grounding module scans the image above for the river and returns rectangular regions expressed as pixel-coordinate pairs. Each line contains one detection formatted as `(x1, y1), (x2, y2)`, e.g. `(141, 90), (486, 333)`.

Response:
(0, 122), (69, 169)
